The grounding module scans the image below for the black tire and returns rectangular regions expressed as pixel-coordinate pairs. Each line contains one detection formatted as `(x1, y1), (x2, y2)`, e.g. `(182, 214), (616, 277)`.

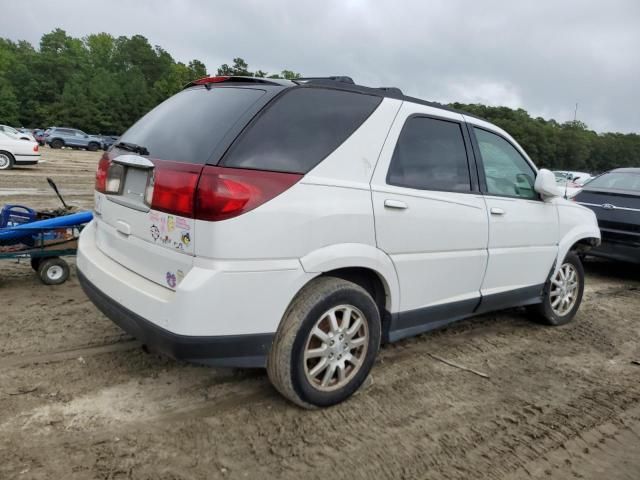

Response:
(30, 257), (41, 271)
(37, 257), (70, 285)
(87, 142), (99, 152)
(50, 139), (64, 149)
(529, 252), (585, 326)
(0, 150), (14, 170)
(267, 276), (381, 409)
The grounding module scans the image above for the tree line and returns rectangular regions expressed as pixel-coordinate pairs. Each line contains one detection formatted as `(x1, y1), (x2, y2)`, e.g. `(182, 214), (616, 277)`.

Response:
(0, 29), (300, 136)
(0, 29), (637, 172)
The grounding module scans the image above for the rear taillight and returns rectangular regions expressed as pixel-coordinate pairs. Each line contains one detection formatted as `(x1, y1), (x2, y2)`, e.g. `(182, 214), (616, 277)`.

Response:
(149, 161), (202, 218)
(33, 144), (39, 152)
(95, 155), (124, 194)
(195, 166), (302, 221)
(95, 155), (111, 192)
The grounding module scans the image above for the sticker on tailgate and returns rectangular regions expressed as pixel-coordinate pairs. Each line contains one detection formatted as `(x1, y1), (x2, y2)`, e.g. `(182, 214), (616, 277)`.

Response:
(147, 210), (194, 254)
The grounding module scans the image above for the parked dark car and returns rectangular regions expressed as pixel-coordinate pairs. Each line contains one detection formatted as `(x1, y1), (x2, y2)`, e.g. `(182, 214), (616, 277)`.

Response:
(574, 168), (640, 264)
(45, 127), (103, 151)
(96, 134), (119, 150)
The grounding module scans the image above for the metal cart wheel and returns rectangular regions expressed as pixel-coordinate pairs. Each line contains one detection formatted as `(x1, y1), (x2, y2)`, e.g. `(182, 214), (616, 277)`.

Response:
(37, 257), (70, 285)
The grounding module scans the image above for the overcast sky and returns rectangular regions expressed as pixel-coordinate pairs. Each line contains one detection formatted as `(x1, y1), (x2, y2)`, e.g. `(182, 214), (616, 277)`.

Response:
(2, 0), (638, 133)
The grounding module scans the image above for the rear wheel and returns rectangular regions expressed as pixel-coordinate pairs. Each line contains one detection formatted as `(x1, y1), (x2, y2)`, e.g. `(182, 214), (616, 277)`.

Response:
(50, 139), (64, 149)
(267, 277), (381, 408)
(38, 257), (70, 285)
(530, 252), (584, 326)
(0, 151), (14, 170)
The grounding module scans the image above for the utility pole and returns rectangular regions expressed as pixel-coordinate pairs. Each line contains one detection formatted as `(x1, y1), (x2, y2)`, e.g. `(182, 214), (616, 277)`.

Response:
(573, 103), (578, 122)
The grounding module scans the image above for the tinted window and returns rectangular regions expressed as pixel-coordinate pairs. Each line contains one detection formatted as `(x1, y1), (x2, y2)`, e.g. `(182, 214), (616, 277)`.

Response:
(386, 117), (471, 192)
(586, 172), (640, 192)
(222, 87), (382, 173)
(475, 128), (537, 199)
(118, 87), (266, 164)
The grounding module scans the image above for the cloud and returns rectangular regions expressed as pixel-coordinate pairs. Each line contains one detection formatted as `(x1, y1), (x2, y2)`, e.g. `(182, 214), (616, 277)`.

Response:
(1, 0), (638, 132)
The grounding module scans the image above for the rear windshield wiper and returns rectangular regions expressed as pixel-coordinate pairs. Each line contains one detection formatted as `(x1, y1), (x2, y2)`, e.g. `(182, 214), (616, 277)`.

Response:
(115, 141), (149, 156)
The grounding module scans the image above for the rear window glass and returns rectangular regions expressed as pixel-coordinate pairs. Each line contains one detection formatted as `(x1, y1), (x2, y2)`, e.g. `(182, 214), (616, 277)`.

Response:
(118, 87), (266, 164)
(387, 116), (471, 192)
(222, 87), (382, 173)
(586, 172), (640, 192)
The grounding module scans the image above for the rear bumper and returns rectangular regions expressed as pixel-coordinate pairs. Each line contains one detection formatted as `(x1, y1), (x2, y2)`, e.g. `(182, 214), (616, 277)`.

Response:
(77, 220), (314, 367)
(78, 269), (273, 368)
(14, 154), (40, 165)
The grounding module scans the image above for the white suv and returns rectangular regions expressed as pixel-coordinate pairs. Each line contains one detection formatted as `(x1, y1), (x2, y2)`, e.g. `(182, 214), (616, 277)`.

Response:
(77, 76), (600, 408)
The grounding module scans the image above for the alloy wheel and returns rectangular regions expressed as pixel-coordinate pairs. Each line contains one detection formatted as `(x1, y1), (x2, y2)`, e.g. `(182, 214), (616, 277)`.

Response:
(303, 305), (369, 392)
(550, 262), (579, 316)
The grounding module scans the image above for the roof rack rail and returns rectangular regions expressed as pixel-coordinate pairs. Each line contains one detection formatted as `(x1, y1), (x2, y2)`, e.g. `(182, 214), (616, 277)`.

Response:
(376, 87), (403, 96)
(295, 76), (355, 85)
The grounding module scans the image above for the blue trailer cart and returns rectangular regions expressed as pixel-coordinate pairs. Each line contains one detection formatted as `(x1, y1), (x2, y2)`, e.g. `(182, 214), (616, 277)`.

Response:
(0, 178), (93, 284)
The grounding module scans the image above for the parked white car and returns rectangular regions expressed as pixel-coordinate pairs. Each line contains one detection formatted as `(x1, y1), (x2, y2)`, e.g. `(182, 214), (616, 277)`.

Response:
(0, 125), (36, 142)
(0, 131), (41, 170)
(77, 76), (601, 408)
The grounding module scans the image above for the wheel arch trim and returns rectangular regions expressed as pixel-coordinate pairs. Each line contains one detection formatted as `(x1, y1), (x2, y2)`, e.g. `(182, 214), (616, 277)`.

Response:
(299, 243), (400, 313)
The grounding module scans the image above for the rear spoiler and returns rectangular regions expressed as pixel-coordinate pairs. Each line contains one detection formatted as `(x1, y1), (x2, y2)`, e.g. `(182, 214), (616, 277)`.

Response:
(183, 76), (292, 90)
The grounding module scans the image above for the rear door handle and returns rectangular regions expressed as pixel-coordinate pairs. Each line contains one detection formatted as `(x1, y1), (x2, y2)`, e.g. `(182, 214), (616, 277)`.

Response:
(490, 207), (505, 216)
(384, 199), (408, 210)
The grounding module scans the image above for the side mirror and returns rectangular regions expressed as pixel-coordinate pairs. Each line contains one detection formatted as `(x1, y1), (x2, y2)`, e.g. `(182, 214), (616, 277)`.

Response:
(534, 169), (562, 199)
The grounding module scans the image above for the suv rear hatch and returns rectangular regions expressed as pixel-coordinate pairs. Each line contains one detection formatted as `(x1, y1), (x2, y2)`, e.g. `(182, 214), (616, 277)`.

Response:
(93, 82), (284, 289)
(93, 79), (384, 289)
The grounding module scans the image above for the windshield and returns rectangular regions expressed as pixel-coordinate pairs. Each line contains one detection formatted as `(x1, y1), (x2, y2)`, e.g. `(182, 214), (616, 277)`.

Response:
(586, 172), (640, 192)
(117, 87), (267, 164)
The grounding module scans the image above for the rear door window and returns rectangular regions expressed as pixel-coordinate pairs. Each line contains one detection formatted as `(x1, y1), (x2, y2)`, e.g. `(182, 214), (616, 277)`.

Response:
(387, 116), (472, 192)
(117, 87), (267, 164)
(222, 87), (382, 173)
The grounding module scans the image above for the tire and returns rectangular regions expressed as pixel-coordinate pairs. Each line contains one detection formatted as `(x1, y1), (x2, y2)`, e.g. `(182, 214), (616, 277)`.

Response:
(529, 252), (585, 326)
(30, 257), (41, 271)
(0, 151), (14, 170)
(267, 276), (381, 409)
(87, 142), (99, 152)
(50, 139), (64, 149)
(37, 257), (70, 285)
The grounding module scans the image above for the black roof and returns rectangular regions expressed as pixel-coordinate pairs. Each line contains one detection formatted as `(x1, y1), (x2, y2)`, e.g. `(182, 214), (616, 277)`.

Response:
(186, 76), (486, 121)
(296, 77), (480, 118)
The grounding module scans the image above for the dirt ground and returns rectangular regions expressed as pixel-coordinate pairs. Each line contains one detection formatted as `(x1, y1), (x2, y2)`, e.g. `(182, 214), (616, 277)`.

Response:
(0, 149), (639, 480)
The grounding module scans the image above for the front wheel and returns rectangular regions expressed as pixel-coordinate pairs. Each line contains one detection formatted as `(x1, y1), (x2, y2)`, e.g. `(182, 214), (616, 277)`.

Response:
(267, 277), (381, 408)
(530, 252), (585, 326)
(87, 142), (99, 152)
(50, 139), (63, 149)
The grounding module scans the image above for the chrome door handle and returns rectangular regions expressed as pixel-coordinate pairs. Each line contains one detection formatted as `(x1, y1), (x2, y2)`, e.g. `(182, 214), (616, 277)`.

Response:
(384, 199), (408, 210)
(490, 207), (505, 216)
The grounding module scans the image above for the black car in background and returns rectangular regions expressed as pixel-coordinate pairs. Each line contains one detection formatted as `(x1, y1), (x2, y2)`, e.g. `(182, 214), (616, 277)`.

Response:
(574, 168), (640, 264)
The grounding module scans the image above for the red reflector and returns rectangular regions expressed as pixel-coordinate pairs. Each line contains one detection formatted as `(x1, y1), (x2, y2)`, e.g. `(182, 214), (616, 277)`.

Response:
(195, 166), (302, 221)
(150, 161), (203, 218)
(95, 154), (111, 193)
(192, 76), (230, 85)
